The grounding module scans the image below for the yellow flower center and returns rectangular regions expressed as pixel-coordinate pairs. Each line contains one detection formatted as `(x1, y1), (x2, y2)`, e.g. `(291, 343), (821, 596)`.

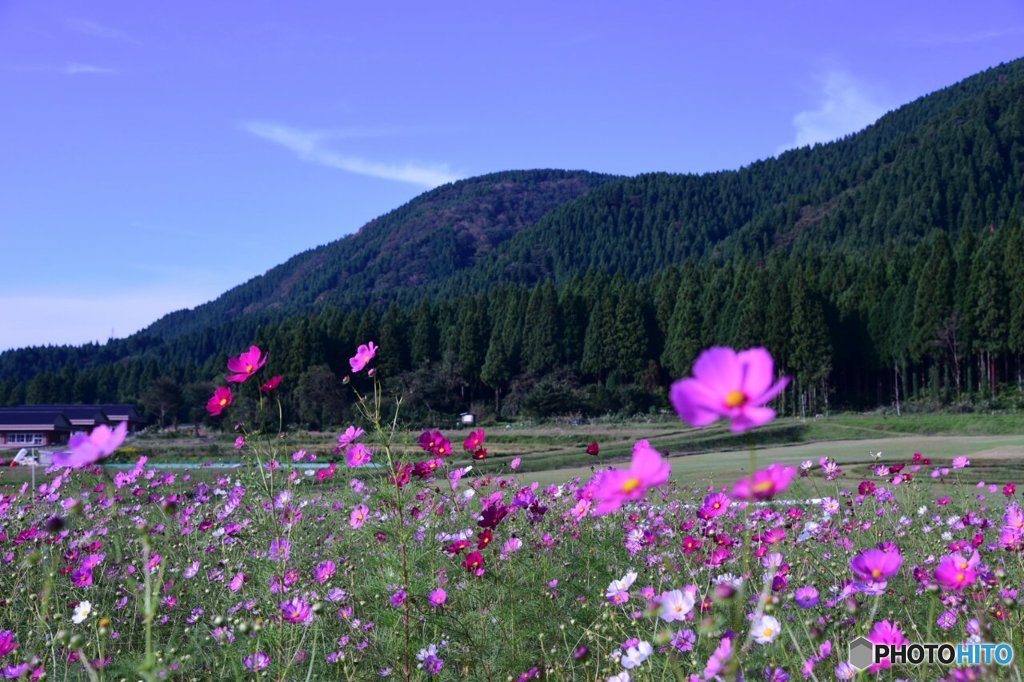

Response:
(753, 480), (774, 493)
(246, 364), (253, 372)
(621, 477), (642, 493)
(871, 569), (882, 579)
(725, 390), (746, 408)
(763, 627), (773, 637)
(219, 398), (228, 406)
(956, 572), (965, 582)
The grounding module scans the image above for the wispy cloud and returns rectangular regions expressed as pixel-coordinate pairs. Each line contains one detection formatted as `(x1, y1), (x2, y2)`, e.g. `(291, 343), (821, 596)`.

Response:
(64, 17), (140, 45)
(63, 62), (117, 76)
(777, 71), (888, 154)
(241, 121), (461, 189)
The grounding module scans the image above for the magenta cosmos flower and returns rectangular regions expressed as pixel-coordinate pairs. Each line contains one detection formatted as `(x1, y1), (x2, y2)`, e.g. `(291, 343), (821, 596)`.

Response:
(206, 386), (233, 416)
(244, 652), (270, 672)
(933, 551), (979, 591)
(344, 443), (373, 467)
(592, 440), (671, 515)
(349, 341), (378, 373)
(731, 463), (796, 500)
(279, 597), (312, 624)
(54, 421), (128, 469)
(851, 547), (903, 583)
(867, 620), (908, 672)
(226, 345), (267, 383)
(670, 347), (788, 433)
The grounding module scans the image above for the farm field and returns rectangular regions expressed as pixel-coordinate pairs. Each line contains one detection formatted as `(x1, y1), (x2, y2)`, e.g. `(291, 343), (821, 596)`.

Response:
(3, 344), (1024, 680)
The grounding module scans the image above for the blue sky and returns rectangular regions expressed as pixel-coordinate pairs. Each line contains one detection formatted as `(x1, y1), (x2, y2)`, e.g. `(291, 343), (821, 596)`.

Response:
(1, 1), (1022, 351)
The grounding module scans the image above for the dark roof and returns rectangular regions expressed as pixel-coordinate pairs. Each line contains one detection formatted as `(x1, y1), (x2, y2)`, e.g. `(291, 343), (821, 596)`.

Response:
(0, 410), (72, 430)
(9, 405), (109, 424)
(21, 404), (144, 422)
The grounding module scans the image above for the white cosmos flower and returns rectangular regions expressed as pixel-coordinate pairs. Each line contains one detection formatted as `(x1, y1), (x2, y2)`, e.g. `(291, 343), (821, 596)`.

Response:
(658, 589), (695, 622)
(72, 600), (92, 624)
(752, 614), (781, 644)
(621, 641), (652, 669)
(605, 570), (638, 598)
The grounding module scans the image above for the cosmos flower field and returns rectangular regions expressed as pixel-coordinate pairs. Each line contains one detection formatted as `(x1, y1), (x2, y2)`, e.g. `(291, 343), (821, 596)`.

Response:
(0, 344), (1020, 681)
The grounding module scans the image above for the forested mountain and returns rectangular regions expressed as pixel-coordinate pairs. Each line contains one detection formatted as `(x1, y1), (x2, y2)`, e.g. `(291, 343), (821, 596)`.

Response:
(3, 59), (1024, 426)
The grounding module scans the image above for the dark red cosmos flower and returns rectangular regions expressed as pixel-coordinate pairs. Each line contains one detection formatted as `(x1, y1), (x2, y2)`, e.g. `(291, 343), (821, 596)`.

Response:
(586, 441), (600, 456)
(478, 504), (509, 530)
(463, 551), (484, 574)
(859, 481), (876, 495)
(391, 463), (413, 489)
(259, 375), (282, 393)
(445, 539), (472, 555)
(472, 448), (488, 461)
(477, 529), (493, 550)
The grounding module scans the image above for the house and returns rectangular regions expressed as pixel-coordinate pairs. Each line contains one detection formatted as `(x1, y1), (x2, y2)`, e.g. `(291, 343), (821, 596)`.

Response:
(8, 405), (110, 435)
(0, 409), (72, 449)
(18, 404), (146, 433)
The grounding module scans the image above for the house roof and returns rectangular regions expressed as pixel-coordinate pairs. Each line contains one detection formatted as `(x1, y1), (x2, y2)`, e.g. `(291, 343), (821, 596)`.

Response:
(8, 405), (110, 426)
(0, 410), (72, 431)
(20, 404), (144, 423)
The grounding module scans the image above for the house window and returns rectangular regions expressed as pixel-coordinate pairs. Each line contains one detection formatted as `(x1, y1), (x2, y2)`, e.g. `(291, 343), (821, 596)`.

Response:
(7, 434), (44, 445)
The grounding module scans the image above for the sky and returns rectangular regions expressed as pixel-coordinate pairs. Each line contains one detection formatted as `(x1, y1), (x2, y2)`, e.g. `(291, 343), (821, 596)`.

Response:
(1, 1), (1022, 352)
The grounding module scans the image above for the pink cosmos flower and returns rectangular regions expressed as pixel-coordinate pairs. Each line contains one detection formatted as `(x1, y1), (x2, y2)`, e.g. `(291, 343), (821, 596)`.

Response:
(0, 631), (17, 657)
(697, 492), (730, 519)
(229, 572), (246, 592)
(349, 341), (378, 373)
(226, 345), (267, 383)
(592, 440), (671, 515)
(54, 421), (128, 469)
(313, 560), (336, 584)
(428, 588), (447, 607)
(279, 597), (312, 624)
(268, 537), (290, 563)
(731, 463), (796, 500)
(344, 443), (373, 468)
(510, 457), (521, 470)
(952, 456), (970, 469)
(867, 620), (908, 672)
(933, 551), (979, 591)
(206, 386), (233, 416)
(335, 426), (365, 451)
(670, 346), (789, 432)
(259, 375), (282, 393)
(244, 652), (270, 672)
(703, 635), (733, 680)
(850, 547), (903, 583)
(349, 504), (369, 529)
(463, 429), (486, 451)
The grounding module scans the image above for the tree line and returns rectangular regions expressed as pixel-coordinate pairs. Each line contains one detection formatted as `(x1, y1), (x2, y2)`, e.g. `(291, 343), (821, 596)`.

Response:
(2, 219), (1022, 428)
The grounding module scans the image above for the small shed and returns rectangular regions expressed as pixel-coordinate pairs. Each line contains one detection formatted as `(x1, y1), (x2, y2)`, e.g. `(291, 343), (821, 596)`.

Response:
(459, 413), (476, 427)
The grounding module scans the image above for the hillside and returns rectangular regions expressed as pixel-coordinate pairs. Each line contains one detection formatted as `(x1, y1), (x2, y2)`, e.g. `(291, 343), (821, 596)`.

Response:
(144, 169), (614, 340)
